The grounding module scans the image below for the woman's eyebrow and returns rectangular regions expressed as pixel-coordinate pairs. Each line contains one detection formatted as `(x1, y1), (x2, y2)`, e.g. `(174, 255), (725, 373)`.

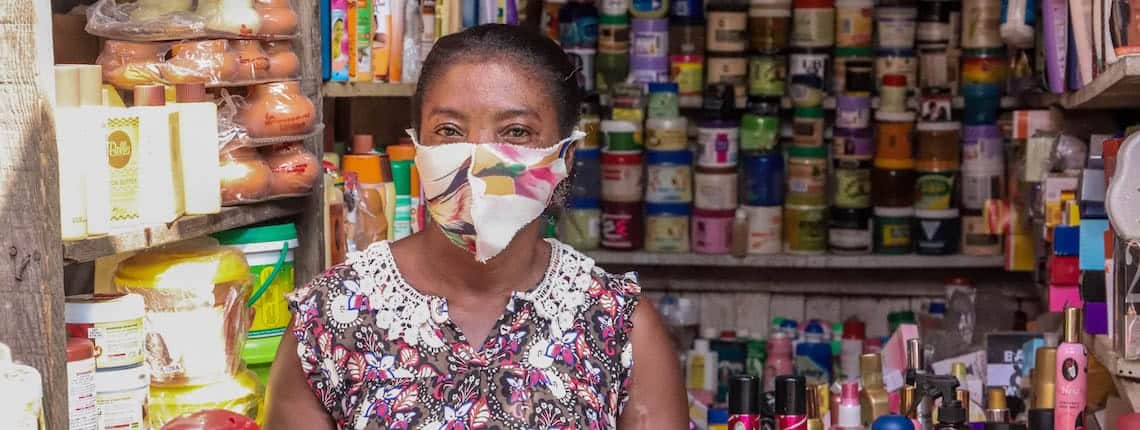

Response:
(494, 108), (539, 121)
(427, 107), (468, 120)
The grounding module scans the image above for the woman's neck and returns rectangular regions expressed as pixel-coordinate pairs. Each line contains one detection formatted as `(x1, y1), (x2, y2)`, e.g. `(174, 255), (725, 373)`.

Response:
(404, 220), (551, 297)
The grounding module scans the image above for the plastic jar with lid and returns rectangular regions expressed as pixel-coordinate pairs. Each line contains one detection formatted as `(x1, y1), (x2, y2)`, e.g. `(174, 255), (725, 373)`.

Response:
(874, 112), (916, 160)
(833, 47), (873, 94)
(832, 158), (872, 208)
(916, 0), (952, 43)
(707, 54), (749, 108)
(875, 49), (917, 93)
(961, 124), (1003, 169)
(670, 55), (704, 107)
(741, 112), (780, 151)
(786, 146), (828, 206)
(601, 0), (632, 16)
(560, 199), (602, 250)
(597, 51), (630, 91)
(599, 14), (631, 53)
(915, 121), (961, 163)
(601, 149), (645, 202)
(742, 150), (784, 205)
(875, 6), (917, 49)
(791, 0), (836, 48)
(646, 203), (692, 252)
(829, 207), (871, 253)
(646, 149), (694, 203)
(961, 83), (1001, 125)
(646, 117), (689, 150)
(570, 148), (603, 203)
(748, 54), (787, 98)
(697, 118), (741, 167)
(601, 120), (640, 150)
(878, 74), (909, 113)
(647, 82), (680, 118)
(873, 206), (914, 254)
(783, 204), (828, 253)
(960, 48), (1008, 85)
(834, 0), (873, 47)
(835, 95), (871, 129)
(669, 18), (706, 55)
(601, 200), (645, 250)
(914, 159), (958, 210)
(671, 0), (704, 20)
(792, 107), (826, 147)
(749, 0), (793, 51)
(694, 166), (740, 210)
(871, 157), (916, 207)
(960, 0), (1002, 48)
(706, 0), (749, 53)
(918, 43), (954, 90)
(632, 0), (670, 18)
(914, 208), (960, 255)
(693, 208), (736, 254)
(833, 126), (873, 159)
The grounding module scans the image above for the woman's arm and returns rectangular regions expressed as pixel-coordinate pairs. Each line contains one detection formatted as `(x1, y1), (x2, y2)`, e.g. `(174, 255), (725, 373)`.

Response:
(618, 299), (690, 430)
(263, 319), (337, 430)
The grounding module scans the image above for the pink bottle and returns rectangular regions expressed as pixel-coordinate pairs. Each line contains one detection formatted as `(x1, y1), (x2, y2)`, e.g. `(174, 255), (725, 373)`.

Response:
(765, 331), (795, 392)
(1054, 307), (1087, 430)
(836, 382), (864, 430)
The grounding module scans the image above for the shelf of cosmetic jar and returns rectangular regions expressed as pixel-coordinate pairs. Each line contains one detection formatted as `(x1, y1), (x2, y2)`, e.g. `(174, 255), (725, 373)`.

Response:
(1092, 335), (1140, 412)
(63, 199), (305, 264)
(585, 251), (1004, 269)
(322, 82), (417, 98)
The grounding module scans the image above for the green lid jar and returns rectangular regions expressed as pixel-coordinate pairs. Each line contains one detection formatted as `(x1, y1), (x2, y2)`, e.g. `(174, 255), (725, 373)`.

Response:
(740, 113), (780, 152)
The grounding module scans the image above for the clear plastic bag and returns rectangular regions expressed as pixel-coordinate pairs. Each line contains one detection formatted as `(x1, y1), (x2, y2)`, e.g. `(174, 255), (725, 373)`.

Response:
(96, 39), (169, 89)
(261, 141), (320, 197)
(236, 80), (317, 139)
(96, 38), (301, 89)
(86, 0), (299, 41)
(220, 146), (272, 205)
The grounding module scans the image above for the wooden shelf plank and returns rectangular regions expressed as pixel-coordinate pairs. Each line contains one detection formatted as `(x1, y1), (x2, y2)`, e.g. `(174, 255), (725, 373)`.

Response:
(322, 82), (416, 98)
(1093, 335), (1140, 412)
(584, 251), (1004, 269)
(1062, 56), (1140, 109)
(63, 199), (305, 264)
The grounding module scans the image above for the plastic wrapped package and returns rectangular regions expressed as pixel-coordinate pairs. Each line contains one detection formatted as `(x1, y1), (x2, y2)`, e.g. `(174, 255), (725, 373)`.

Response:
(263, 40), (300, 79)
(96, 39), (168, 89)
(97, 39), (301, 89)
(236, 80), (317, 138)
(159, 409), (260, 430)
(165, 40), (239, 84)
(261, 141), (320, 196)
(220, 147), (272, 205)
(86, 0), (300, 41)
(1053, 134), (1089, 173)
(149, 368), (262, 429)
(113, 246), (253, 386)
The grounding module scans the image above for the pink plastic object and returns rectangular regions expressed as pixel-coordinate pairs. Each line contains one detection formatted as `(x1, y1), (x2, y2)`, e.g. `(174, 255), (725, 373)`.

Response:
(161, 410), (259, 430)
(1048, 285), (1084, 312)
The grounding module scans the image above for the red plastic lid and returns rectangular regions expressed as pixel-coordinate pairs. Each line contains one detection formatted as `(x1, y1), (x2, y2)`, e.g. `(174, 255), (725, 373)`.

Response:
(842, 319), (866, 340)
(694, 208), (736, 218)
(795, 0), (835, 8)
(602, 150), (644, 164)
(945, 277), (973, 286)
(67, 337), (94, 362)
(882, 74), (907, 87)
(161, 410), (260, 430)
(720, 330), (738, 339)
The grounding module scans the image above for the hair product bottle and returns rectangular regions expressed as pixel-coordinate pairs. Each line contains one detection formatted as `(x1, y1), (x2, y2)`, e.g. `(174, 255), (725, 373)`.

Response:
(1054, 307), (1086, 430)
(837, 382), (864, 430)
(730, 375), (763, 430)
(777, 375), (808, 430)
(1029, 347), (1056, 430)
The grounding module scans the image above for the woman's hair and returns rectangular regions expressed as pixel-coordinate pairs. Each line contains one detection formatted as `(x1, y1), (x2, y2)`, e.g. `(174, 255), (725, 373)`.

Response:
(411, 24), (583, 136)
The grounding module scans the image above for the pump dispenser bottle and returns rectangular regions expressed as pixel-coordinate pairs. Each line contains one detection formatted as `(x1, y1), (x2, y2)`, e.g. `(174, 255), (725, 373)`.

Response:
(729, 375), (763, 430)
(777, 375), (808, 430)
(1054, 307), (1086, 430)
(1029, 347), (1056, 430)
(860, 353), (890, 426)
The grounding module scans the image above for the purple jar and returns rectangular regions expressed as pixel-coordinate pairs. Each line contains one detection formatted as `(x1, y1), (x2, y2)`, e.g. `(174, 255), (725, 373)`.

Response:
(631, 18), (670, 84)
(833, 127), (873, 160)
(835, 95), (872, 129)
(961, 124), (1004, 168)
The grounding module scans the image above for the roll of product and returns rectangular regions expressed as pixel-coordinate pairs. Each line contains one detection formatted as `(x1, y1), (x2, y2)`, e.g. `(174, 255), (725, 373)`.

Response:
(670, 54), (705, 107)
(916, 0), (952, 43)
(602, 200), (645, 250)
(915, 121), (961, 163)
(914, 208), (960, 255)
(741, 113), (780, 152)
(645, 203), (692, 252)
(742, 150), (784, 205)
(791, 0), (836, 48)
(835, 95), (872, 129)
(918, 43), (956, 91)
(707, 5), (750, 53)
(834, 48), (875, 93)
(601, 149), (645, 203)
(693, 208), (735, 254)
(834, 0), (873, 47)
(832, 158), (872, 208)
(873, 206), (914, 254)
(672, 0), (704, 20)
(877, 74), (909, 114)
(874, 116), (915, 160)
(696, 119), (741, 167)
(669, 21), (706, 55)
(707, 54), (749, 108)
(872, 158), (916, 207)
(960, 48), (1008, 85)
(565, 48), (596, 92)
(874, 48), (917, 93)
(961, 83), (1001, 125)
(744, 204), (783, 254)
(598, 14), (631, 53)
(65, 294), (146, 371)
(961, 124), (1003, 169)
(749, 0), (793, 52)
(784, 204), (828, 254)
(570, 148), (602, 202)
(748, 54), (787, 98)
(597, 51), (631, 91)
(601, 120), (640, 150)
(960, 164), (1004, 210)
(647, 81), (680, 118)
(829, 207), (872, 254)
(792, 107), (826, 147)
(694, 167), (739, 210)
(559, 204), (602, 250)
(786, 146), (827, 206)
(789, 46), (831, 93)
(875, 6), (917, 49)
(646, 150), (694, 203)
(95, 365), (149, 430)
(914, 160), (958, 210)
(960, 0), (1002, 48)
(833, 127), (873, 159)
(646, 117), (689, 150)
(918, 91), (954, 122)
(960, 214), (1001, 255)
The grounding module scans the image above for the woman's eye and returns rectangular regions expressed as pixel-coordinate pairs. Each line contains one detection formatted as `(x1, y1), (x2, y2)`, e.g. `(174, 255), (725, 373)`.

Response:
(506, 127), (530, 138)
(435, 126), (462, 137)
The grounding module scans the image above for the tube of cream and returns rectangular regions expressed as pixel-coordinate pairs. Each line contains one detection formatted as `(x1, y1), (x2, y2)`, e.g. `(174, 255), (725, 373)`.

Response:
(1041, 0), (1068, 93)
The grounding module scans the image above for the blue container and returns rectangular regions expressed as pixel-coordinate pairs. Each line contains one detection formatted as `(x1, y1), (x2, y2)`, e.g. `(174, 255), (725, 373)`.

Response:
(961, 83), (1001, 125)
(794, 322), (833, 385)
(571, 148), (602, 203)
(871, 415), (916, 430)
(742, 151), (784, 206)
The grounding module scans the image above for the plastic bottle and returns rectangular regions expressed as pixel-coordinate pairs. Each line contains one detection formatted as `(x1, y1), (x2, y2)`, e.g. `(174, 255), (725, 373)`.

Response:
(341, 134), (389, 251)
(836, 382), (863, 430)
(688, 338), (719, 392)
(730, 375), (763, 429)
(1053, 307), (1086, 430)
(386, 144), (415, 240)
(840, 319), (865, 381)
(765, 331), (795, 392)
(55, 65), (87, 239)
(0, 342), (44, 430)
(796, 321), (833, 385)
(1028, 347), (1056, 430)
(776, 375), (808, 430)
(132, 84), (183, 225)
(905, 338), (932, 430)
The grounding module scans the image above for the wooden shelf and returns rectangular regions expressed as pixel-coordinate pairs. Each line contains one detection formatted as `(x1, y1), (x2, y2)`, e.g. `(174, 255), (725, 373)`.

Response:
(1093, 335), (1140, 412)
(585, 251), (1004, 269)
(1058, 56), (1140, 110)
(323, 82), (416, 98)
(63, 199), (305, 264)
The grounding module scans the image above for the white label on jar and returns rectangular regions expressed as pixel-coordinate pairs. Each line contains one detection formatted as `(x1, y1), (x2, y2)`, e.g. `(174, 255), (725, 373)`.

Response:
(962, 137), (1004, 163)
(829, 226), (871, 250)
(632, 32), (668, 58)
(602, 0), (629, 15)
(917, 21), (950, 42)
(96, 386), (147, 430)
(696, 127), (740, 167)
(646, 215), (690, 252)
(876, 7), (917, 48)
(707, 11), (749, 52)
(647, 165), (693, 203)
(836, 107), (870, 128)
(790, 53), (828, 80)
(69, 317), (145, 370)
(68, 357), (97, 430)
(961, 172), (1001, 210)
(695, 173), (739, 210)
(746, 207), (782, 254)
(602, 163), (645, 202)
(919, 48), (950, 88)
(791, 8), (836, 47)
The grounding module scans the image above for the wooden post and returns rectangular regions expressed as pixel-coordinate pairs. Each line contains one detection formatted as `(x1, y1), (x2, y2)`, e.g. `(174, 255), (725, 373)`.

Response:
(295, 0), (328, 282)
(0, 0), (67, 428)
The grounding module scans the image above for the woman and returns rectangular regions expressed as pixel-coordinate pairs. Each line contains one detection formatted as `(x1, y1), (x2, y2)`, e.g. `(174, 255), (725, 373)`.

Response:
(265, 24), (688, 429)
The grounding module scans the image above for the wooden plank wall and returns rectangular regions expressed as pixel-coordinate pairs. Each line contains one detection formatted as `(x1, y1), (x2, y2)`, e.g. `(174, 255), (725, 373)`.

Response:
(0, 0), (67, 428)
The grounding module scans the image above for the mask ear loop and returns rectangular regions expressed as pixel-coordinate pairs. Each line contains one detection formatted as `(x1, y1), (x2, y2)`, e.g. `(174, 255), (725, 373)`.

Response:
(404, 128), (420, 146)
(556, 130), (587, 158)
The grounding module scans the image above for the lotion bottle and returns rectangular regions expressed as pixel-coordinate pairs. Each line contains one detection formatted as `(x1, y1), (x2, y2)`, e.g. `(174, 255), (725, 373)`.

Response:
(1054, 307), (1086, 430)
(79, 65), (111, 236)
(687, 338), (719, 393)
(132, 85), (183, 225)
(171, 83), (220, 215)
(837, 382), (863, 430)
(54, 65), (87, 239)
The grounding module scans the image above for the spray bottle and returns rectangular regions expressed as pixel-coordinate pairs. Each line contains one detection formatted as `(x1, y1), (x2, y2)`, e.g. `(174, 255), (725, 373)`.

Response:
(905, 339), (932, 430)
(730, 375), (763, 430)
(776, 375), (808, 430)
(913, 374), (966, 430)
(1054, 307), (1086, 430)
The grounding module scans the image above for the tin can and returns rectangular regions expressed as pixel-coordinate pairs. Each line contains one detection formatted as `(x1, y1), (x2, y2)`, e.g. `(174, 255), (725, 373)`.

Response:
(834, 0), (873, 47)
(786, 146), (827, 206)
(670, 54), (705, 107)
(598, 14), (631, 52)
(784, 204), (828, 253)
(697, 119), (740, 167)
(566, 48), (596, 92)
(915, 208), (960, 255)
(694, 167), (739, 210)
(646, 117), (689, 150)
(693, 208), (735, 254)
(741, 113), (780, 152)
(961, 214), (1000, 255)
(835, 95), (871, 129)
(749, 0), (793, 52)
(646, 150), (694, 203)
(833, 127), (873, 159)
(646, 203), (692, 252)
(748, 54), (787, 97)
(744, 205), (783, 254)
(742, 151), (784, 206)
(875, 49), (917, 93)
(708, 55), (749, 108)
(602, 200), (645, 250)
(873, 206), (914, 254)
(791, 0), (836, 48)
(601, 150), (645, 203)
(832, 158), (872, 208)
(559, 205), (602, 250)
(792, 107), (826, 147)
(829, 207), (871, 254)
(875, 6), (917, 49)
(914, 160), (957, 210)
(960, 0), (1002, 48)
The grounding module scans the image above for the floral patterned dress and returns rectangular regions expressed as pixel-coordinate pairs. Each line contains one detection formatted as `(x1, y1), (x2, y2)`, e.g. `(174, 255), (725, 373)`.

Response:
(286, 239), (641, 430)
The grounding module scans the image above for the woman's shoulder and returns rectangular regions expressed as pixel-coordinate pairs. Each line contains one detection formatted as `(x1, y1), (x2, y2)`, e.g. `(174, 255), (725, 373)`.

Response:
(551, 239), (641, 296)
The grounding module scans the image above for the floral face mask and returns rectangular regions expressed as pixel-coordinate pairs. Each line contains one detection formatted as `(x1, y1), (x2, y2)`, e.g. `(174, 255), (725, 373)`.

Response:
(409, 129), (585, 262)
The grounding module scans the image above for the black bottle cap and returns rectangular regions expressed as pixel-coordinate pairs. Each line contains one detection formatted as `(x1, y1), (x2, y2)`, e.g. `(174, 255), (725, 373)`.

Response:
(730, 375), (762, 415)
(774, 375), (806, 416)
(937, 401), (966, 425)
(1028, 409), (1054, 430)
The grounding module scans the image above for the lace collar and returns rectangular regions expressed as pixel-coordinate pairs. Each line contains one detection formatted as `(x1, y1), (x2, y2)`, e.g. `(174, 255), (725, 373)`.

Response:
(344, 239), (598, 349)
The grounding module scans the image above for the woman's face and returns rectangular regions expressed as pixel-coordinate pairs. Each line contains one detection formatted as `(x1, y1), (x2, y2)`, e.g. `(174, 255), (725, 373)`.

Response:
(419, 61), (562, 148)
